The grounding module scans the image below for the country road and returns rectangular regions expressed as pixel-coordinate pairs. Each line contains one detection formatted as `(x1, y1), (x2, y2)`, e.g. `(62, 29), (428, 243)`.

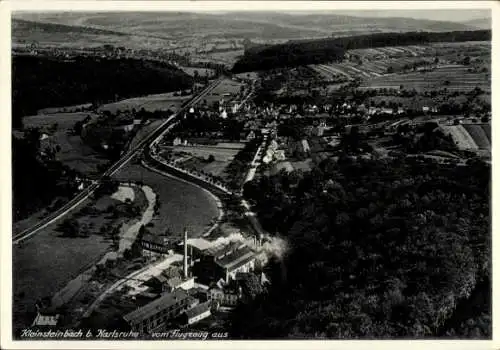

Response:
(13, 78), (224, 245)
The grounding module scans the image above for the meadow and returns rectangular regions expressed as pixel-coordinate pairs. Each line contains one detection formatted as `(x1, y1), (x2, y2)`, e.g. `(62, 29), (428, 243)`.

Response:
(23, 112), (109, 176)
(359, 66), (490, 92)
(111, 163), (219, 239)
(439, 124), (491, 151)
(178, 66), (215, 77)
(99, 92), (191, 114)
(199, 78), (244, 105)
(162, 142), (245, 177)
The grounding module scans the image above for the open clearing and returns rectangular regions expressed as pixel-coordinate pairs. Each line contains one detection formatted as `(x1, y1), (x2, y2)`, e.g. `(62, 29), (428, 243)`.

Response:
(201, 50), (244, 66)
(172, 145), (241, 162)
(439, 125), (485, 150)
(24, 112), (96, 130)
(178, 66), (215, 77)
(99, 92), (191, 114)
(42, 131), (109, 176)
(112, 163), (219, 239)
(111, 186), (135, 202)
(22, 112), (109, 176)
(162, 142), (244, 176)
(462, 124), (491, 149)
(359, 66), (490, 92)
(199, 78), (244, 105)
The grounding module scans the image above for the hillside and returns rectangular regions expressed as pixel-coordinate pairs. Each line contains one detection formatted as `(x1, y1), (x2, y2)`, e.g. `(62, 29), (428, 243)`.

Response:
(13, 11), (480, 42)
(11, 18), (172, 50)
(463, 18), (491, 30)
(232, 29), (491, 73)
(12, 18), (128, 37)
(231, 12), (479, 32)
(12, 56), (193, 128)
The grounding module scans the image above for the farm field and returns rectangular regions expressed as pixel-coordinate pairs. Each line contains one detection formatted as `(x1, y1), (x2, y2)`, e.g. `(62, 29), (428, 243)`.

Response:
(24, 112), (96, 130)
(203, 49), (244, 66)
(177, 157), (228, 177)
(12, 186), (147, 331)
(359, 66), (490, 92)
(173, 144), (242, 162)
(162, 142), (245, 177)
(112, 163), (219, 239)
(320, 41), (491, 83)
(462, 124), (491, 149)
(439, 125), (482, 150)
(38, 103), (93, 115)
(23, 112), (110, 176)
(364, 95), (479, 112)
(99, 92), (191, 114)
(42, 132), (110, 176)
(199, 78), (244, 105)
(178, 66), (215, 77)
(235, 72), (259, 80)
(348, 41), (490, 61)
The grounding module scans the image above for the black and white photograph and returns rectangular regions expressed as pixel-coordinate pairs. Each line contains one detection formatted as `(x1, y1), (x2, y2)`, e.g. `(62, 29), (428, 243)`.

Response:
(2, 0), (496, 348)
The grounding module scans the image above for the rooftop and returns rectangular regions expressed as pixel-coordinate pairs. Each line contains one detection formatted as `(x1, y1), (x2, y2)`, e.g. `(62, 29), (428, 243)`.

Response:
(205, 241), (246, 258)
(142, 233), (170, 246)
(123, 289), (190, 324)
(167, 276), (183, 289)
(187, 237), (216, 251)
(215, 246), (256, 271)
(32, 313), (59, 327)
(185, 301), (211, 319)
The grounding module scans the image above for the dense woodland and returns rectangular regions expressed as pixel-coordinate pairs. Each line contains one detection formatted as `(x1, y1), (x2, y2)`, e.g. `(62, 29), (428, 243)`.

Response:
(12, 129), (81, 221)
(235, 157), (490, 338)
(12, 56), (193, 128)
(233, 29), (491, 73)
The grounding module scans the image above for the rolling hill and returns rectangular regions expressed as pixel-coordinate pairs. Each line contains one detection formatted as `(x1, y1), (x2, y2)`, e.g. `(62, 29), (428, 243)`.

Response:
(462, 18), (491, 30)
(13, 11), (481, 43)
(12, 55), (193, 126)
(232, 29), (491, 73)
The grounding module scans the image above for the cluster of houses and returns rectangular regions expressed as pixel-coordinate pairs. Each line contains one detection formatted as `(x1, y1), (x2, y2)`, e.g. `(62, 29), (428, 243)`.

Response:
(262, 139), (286, 165)
(237, 100), (445, 122)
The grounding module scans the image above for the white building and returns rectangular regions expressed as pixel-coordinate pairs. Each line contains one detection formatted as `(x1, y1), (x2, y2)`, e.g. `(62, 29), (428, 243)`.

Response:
(173, 137), (182, 146)
(185, 301), (211, 325)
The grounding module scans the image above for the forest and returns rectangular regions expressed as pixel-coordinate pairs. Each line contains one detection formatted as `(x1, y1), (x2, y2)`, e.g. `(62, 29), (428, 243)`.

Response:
(12, 128), (81, 221)
(234, 157), (490, 338)
(12, 55), (193, 129)
(232, 29), (491, 73)
(232, 41), (345, 73)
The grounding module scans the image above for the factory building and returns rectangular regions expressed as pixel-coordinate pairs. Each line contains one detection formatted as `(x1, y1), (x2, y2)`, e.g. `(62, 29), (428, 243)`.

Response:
(123, 289), (197, 334)
(193, 241), (257, 284)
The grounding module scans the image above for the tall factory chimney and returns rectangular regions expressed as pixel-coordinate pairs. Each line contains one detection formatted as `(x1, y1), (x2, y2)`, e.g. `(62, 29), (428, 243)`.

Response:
(183, 228), (188, 278)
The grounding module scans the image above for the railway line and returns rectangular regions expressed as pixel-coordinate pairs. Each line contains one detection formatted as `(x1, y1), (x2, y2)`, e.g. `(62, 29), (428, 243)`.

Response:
(13, 78), (224, 245)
